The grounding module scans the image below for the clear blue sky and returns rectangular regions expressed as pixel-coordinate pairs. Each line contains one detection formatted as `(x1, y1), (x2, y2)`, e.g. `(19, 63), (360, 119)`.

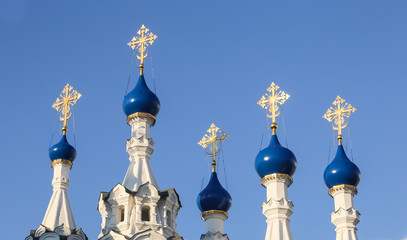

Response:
(1, 1), (406, 239)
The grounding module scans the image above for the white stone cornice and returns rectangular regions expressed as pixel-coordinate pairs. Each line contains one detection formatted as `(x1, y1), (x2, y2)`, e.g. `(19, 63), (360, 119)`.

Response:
(329, 184), (358, 197)
(127, 112), (156, 127)
(200, 231), (229, 240)
(261, 173), (293, 187)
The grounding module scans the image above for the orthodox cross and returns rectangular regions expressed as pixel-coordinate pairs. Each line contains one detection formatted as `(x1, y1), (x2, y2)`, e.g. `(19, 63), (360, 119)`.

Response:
(322, 95), (356, 145)
(257, 82), (290, 134)
(52, 84), (81, 135)
(198, 123), (229, 172)
(127, 24), (158, 75)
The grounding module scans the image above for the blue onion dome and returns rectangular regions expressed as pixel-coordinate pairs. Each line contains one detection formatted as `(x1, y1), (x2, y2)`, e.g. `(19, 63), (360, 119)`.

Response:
(49, 135), (77, 162)
(197, 172), (232, 213)
(123, 75), (160, 117)
(255, 134), (297, 178)
(324, 145), (361, 189)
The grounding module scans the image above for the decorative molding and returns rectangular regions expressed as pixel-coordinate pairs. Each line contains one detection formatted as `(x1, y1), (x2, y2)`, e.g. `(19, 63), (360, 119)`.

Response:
(201, 210), (228, 220)
(127, 112), (156, 126)
(200, 231), (229, 240)
(261, 173), (293, 187)
(329, 184), (358, 197)
(35, 225), (48, 237)
(51, 159), (73, 168)
(39, 232), (60, 240)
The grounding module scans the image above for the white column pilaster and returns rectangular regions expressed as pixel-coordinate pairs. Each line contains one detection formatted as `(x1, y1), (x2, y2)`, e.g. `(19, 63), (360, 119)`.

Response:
(329, 185), (360, 240)
(261, 174), (293, 240)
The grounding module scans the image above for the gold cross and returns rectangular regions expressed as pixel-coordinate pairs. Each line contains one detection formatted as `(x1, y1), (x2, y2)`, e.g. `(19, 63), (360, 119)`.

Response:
(257, 82), (290, 133)
(198, 123), (229, 172)
(52, 84), (81, 135)
(323, 95), (356, 145)
(127, 25), (158, 75)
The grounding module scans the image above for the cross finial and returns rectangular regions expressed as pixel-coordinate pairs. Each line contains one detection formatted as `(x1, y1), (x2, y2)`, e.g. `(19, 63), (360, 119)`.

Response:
(52, 84), (81, 135)
(257, 82), (290, 135)
(198, 123), (229, 172)
(322, 95), (356, 145)
(127, 24), (158, 76)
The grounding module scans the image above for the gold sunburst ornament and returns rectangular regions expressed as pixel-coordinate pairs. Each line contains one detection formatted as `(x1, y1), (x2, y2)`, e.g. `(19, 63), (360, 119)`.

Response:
(52, 84), (81, 135)
(127, 24), (158, 76)
(322, 95), (356, 145)
(198, 123), (229, 172)
(257, 82), (290, 135)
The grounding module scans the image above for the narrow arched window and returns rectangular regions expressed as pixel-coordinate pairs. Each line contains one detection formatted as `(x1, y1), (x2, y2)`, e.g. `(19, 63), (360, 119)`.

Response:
(141, 205), (150, 221)
(118, 205), (125, 222)
(166, 210), (172, 227)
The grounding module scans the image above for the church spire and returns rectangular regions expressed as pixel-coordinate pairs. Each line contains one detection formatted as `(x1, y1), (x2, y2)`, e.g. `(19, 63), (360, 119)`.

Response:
(98, 26), (182, 240)
(122, 24), (160, 191)
(197, 123), (232, 240)
(323, 96), (361, 240)
(256, 82), (296, 240)
(27, 84), (87, 240)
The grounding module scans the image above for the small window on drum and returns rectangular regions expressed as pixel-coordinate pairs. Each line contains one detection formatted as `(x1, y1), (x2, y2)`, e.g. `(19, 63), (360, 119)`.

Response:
(141, 205), (150, 221)
(118, 205), (125, 222)
(166, 210), (172, 227)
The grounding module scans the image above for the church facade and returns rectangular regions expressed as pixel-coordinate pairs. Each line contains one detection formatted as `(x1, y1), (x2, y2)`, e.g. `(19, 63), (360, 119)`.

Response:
(25, 25), (361, 240)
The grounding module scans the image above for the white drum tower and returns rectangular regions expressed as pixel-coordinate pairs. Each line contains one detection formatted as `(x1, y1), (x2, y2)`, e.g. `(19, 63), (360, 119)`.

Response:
(255, 82), (297, 240)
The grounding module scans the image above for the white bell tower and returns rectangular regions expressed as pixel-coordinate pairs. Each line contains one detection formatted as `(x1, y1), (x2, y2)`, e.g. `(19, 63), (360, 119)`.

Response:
(322, 95), (361, 240)
(26, 84), (87, 240)
(97, 114), (182, 240)
(97, 25), (183, 240)
(256, 82), (296, 240)
(197, 123), (232, 240)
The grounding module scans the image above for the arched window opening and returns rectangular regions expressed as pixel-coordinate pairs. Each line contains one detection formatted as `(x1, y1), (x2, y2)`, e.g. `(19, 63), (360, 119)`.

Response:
(141, 205), (150, 221)
(118, 205), (125, 222)
(166, 210), (172, 227)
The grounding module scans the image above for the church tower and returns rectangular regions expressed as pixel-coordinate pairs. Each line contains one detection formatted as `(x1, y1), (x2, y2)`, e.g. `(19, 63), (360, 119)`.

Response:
(322, 96), (361, 240)
(26, 84), (87, 240)
(255, 82), (297, 240)
(197, 124), (232, 240)
(97, 25), (183, 240)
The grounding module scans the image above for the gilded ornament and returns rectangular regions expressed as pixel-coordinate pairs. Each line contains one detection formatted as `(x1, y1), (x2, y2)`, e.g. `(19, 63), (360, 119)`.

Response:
(52, 84), (81, 135)
(322, 96), (356, 145)
(127, 112), (157, 126)
(257, 82), (290, 134)
(127, 25), (158, 75)
(328, 184), (358, 197)
(198, 123), (229, 172)
(260, 173), (293, 187)
(51, 159), (73, 169)
(201, 210), (228, 220)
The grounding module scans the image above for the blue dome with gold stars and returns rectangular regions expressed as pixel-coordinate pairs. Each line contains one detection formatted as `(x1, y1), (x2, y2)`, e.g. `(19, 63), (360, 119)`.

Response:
(49, 135), (77, 162)
(197, 172), (232, 213)
(324, 145), (361, 189)
(255, 134), (297, 178)
(123, 75), (160, 117)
